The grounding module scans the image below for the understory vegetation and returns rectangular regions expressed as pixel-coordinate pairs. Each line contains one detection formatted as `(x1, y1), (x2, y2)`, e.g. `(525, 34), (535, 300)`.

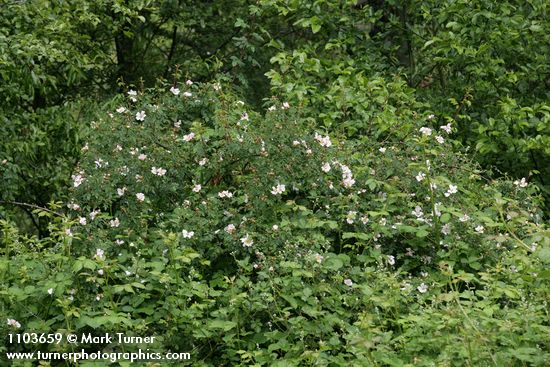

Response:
(1, 1), (549, 366)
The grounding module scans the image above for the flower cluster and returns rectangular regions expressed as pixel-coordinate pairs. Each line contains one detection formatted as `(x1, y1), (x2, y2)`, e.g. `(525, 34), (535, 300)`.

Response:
(151, 167), (167, 176)
(218, 190), (233, 198)
(314, 132), (332, 147)
(7, 318), (21, 328)
(340, 164), (355, 188)
(241, 234), (253, 247)
(183, 133), (195, 142)
(270, 184), (286, 195)
(72, 171), (85, 187)
(135, 111), (146, 121)
(182, 230), (195, 239)
(514, 177), (528, 188)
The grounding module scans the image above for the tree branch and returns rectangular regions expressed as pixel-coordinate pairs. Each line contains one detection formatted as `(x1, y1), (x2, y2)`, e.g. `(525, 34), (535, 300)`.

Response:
(0, 201), (63, 217)
(164, 25), (178, 79)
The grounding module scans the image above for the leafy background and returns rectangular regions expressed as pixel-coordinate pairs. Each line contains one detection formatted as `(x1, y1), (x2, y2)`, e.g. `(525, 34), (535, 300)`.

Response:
(1, 1), (549, 366)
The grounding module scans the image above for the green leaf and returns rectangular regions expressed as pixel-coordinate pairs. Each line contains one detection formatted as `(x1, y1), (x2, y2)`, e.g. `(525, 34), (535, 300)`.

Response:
(324, 256), (344, 270)
(281, 294), (298, 308)
(343, 232), (370, 240)
(416, 229), (430, 238)
(208, 320), (237, 331)
(536, 247), (550, 264)
(310, 17), (321, 34)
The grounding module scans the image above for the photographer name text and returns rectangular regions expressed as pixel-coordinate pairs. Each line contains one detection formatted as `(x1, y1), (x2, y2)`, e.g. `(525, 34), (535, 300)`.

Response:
(9, 333), (156, 345)
(80, 333), (156, 344)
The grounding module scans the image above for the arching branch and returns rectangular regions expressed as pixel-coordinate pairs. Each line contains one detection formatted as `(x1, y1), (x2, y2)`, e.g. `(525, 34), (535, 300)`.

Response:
(0, 201), (63, 217)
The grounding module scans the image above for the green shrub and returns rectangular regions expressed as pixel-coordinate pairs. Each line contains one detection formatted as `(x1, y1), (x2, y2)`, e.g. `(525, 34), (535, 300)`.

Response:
(1, 82), (548, 366)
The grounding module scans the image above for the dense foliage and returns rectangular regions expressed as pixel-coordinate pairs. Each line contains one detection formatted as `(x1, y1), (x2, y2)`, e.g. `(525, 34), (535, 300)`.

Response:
(1, 1), (549, 366)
